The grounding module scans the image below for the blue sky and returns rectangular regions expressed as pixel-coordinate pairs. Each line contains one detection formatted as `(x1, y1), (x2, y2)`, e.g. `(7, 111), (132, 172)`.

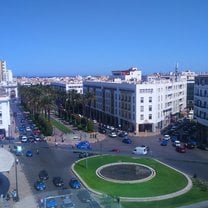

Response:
(0, 0), (208, 77)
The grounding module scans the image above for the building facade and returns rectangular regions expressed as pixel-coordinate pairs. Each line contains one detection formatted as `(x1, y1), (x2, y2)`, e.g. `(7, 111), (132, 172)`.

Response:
(50, 82), (83, 94)
(194, 75), (208, 144)
(83, 68), (187, 134)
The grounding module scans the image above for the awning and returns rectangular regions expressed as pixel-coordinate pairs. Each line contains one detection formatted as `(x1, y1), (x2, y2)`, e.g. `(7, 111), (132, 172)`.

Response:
(0, 148), (15, 172)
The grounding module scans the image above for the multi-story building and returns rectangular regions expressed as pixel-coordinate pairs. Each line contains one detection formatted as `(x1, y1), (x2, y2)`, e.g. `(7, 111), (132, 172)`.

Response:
(50, 82), (83, 94)
(0, 88), (11, 138)
(0, 60), (18, 138)
(182, 71), (197, 111)
(83, 68), (187, 134)
(194, 75), (208, 144)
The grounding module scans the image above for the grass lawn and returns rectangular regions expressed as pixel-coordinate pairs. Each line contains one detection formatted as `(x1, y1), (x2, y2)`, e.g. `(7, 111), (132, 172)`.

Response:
(74, 155), (188, 197)
(122, 185), (208, 208)
(51, 118), (71, 134)
(74, 155), (208, 208)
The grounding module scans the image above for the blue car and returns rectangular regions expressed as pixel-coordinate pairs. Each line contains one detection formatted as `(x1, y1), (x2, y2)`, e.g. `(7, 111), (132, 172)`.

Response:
(46, 198), (57, 208)
(160, 140), (168, 146)
(69, 178), (81, 189)
(34, 180), (46, 191)
(76, 141), (91, 150)
(122, 138), (132, 144)
(26, 150), (33, 157)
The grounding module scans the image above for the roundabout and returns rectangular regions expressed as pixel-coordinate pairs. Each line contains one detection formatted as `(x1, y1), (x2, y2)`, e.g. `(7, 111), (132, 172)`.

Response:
(72, 155), (192, 202)
(96, 162), (155, 183)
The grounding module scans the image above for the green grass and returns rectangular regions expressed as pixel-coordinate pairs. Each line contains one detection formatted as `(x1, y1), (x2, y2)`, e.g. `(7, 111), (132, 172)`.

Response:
(74, 155), (188, 197)
(122, 185), (208, 208)
(74, 155), (208, 208)
(51, 118), (71, 134)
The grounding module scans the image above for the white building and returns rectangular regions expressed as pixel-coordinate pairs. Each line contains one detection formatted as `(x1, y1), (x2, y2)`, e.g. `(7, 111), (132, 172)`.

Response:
(83, 68), (187, 134)
(0, 60), (18, 138)
(194, 75), (208, 144)
(0, 88), (11, 138)
(50, 82), (83, 94)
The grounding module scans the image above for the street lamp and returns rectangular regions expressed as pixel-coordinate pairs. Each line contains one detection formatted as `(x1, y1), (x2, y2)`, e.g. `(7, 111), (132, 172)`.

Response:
(15, 158), (19, 202)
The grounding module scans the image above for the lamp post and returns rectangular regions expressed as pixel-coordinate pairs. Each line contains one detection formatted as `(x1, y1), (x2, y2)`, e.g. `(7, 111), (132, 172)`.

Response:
(15, 158), (19, 201)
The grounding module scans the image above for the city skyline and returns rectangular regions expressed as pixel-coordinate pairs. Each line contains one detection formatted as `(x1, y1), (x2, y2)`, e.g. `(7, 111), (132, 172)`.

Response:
(1, 0), (208, 77)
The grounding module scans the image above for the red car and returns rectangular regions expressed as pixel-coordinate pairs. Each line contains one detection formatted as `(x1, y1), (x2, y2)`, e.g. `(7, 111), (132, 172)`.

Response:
(111, 148), (120, 152)
(176, 146), (186, 153)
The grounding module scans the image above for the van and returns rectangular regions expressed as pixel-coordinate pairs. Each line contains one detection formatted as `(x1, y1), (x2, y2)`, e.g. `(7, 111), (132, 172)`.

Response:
(132, 146), (148, 155)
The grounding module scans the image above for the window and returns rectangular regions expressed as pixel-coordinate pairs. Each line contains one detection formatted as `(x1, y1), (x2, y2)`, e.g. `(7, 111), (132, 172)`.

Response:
(149, 105), (152, 111)
(140, 106), (144, 112)
(149, 97), (152, 103)
(140, 115), (144, 120)
(149, 114), (152, 119)
(0, 111), (2, 117)
(140, 97), (144, 103)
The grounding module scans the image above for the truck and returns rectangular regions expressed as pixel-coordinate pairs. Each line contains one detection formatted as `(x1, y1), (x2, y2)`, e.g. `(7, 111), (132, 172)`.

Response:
(132, 146), (148, 155)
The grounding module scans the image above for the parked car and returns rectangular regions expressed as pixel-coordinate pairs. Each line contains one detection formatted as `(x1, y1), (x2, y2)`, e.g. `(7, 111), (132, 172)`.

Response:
(118, 131), (128, 137)
(21, 135), (28, 143)
(197, 144), (208, 151)
(53, 177), (64, 187)
(26, 150), (33, 157)
(122, 138), (132, 144)
(61, 196), (74, 208)
(69, 178), (81, 189)
(173, 140), (181, 147)
(108, 131), (117, 138)
(185, 142), (195, 149)
(160, 140), (168, 146)
(176, 146), (186, 153)
(39, 170), (49, 181)
(34, 180), (46, 191)
(46, 198), (58, 208)
(163, 135), (170, 141)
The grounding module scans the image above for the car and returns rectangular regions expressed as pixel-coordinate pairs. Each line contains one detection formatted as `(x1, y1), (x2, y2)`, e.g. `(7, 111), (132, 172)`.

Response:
(69, 178), (81, 189)
(39, 170), (49, 181)
(76, 141), (91, 150)
(160, 140), (168, 146)
(163, 134), (170, 141)
(197, 144), (208, 151)
(173, 140), (181, 147)
(98, 128), (106, 134)
(122, 138), (132, 144)
(185, 142), (195, 149)
(26, 126), (31, 131)
(21, 135), (28, 143)
(79, 152), (94, 158)
(61, 196), (75, 208)
(176, 146), (186, 153)
(118, 131), (128, 137)
(111, 148), (120, 152)
(108, 131), (117, 138)
(26, 150), (33, 157)
(34, 180), (46, 191)
(53, 177), (64, 187)
(46, 198), (58, 208)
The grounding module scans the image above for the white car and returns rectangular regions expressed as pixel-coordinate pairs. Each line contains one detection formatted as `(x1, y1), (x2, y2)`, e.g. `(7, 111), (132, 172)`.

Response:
(26, 127), (31, 131)
(163, 135), (170, 141)
(109, 132), (117, 138)
(173, 140), (181, 147)
(21, 135), (28, 143)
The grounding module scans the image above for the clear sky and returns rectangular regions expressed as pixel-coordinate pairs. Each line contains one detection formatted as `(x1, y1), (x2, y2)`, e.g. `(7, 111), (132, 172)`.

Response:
(0, 0), (208, 77)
